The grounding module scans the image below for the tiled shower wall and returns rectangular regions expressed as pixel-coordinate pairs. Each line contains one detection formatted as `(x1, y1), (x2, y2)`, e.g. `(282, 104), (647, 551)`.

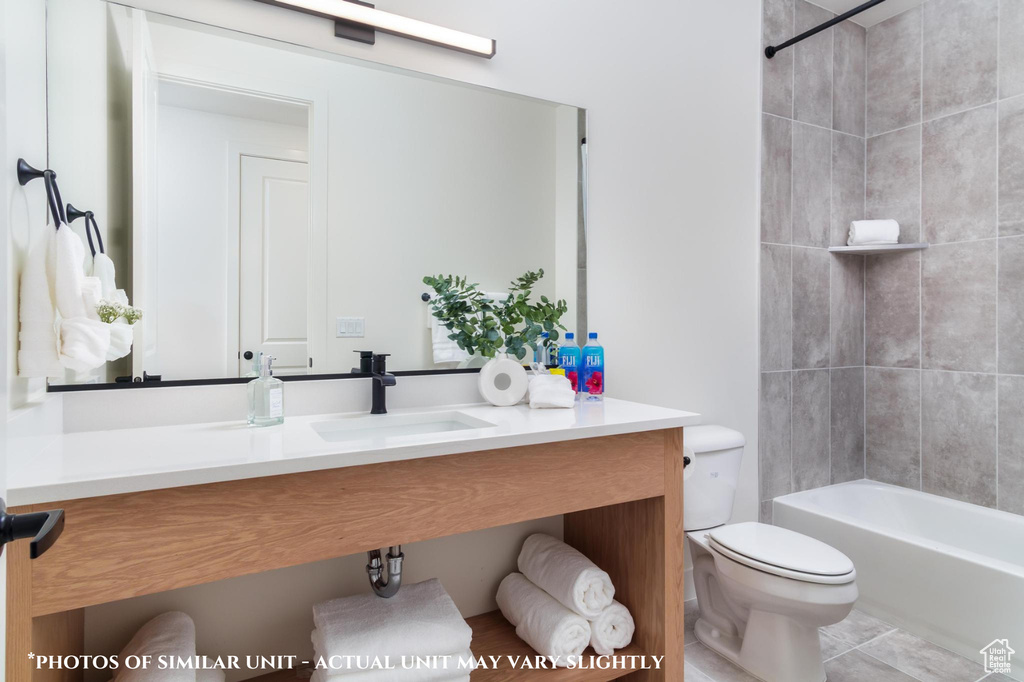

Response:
(862, 0), (1024, 514)
(759, 0), (868, 522)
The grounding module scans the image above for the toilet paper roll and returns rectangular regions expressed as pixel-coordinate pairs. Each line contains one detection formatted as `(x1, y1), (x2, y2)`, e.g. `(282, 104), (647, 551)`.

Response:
(478, 355), (529, 406)
(683, 445), (696, 482)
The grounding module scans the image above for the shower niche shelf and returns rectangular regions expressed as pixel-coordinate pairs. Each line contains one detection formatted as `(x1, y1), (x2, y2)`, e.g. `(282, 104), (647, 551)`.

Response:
(828, 243), (929, 255)
(251, 610), (647, 681)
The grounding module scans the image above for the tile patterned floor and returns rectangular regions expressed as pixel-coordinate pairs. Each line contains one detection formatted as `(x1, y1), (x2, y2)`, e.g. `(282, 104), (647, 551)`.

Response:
(683, 599), (1014, 682)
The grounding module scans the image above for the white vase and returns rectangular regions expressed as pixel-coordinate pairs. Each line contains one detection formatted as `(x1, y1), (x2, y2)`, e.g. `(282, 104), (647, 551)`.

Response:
(477, 353), (529, 406)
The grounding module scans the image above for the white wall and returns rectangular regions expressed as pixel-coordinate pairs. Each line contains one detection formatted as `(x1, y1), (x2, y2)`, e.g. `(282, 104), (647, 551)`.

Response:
(5, 0), (761, 672)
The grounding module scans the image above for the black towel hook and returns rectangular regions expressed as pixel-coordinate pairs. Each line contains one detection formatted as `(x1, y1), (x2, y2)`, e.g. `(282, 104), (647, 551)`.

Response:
(17, 159), (65, 229)
(66, 203), (105, 257)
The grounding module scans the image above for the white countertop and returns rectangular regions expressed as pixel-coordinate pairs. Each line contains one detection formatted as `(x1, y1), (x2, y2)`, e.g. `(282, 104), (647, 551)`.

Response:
(8, 398), (700, 506)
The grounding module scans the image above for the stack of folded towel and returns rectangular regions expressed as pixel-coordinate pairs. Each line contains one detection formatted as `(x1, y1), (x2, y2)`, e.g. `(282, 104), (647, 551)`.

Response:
(311, 579), (476, 681)
(496, 534), (635, 666)
(847, 219), (900, 246)
(111, 612), (225, 682)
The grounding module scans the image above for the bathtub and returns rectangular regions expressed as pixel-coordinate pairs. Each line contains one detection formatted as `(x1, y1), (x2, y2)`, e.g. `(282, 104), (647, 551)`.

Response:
(774, 480), (1024, 680)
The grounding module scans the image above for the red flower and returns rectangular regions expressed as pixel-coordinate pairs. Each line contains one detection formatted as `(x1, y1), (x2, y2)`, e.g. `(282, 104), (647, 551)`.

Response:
(567, 371), (579, 391)
(585, 371), (603, 394)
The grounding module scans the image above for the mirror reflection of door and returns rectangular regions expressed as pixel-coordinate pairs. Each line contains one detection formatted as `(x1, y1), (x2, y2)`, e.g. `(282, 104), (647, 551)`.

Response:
(238, 156), (309, 377)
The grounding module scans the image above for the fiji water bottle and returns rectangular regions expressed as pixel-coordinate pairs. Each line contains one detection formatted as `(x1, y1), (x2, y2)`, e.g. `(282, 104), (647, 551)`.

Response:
(559, 333), (582, 393)
(581, 332), (604, 400)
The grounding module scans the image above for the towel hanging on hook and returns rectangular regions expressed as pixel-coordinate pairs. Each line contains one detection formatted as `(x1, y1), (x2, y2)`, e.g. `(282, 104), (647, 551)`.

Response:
(66, 203), (105, 257)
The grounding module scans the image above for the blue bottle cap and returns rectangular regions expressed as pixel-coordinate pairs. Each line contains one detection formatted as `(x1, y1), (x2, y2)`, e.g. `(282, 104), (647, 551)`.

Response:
(589, 332), (598, 339)
(566, 333), (575, 340)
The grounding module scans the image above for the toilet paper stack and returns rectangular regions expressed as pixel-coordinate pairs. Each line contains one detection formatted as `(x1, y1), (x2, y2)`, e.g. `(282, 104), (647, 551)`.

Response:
(496, 534), (635, 666)
(111, 612), (225, 682)
(310, 579), (477, 681)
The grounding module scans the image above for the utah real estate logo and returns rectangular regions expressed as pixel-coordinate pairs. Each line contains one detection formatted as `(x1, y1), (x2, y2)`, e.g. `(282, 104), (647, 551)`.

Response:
(981, 639), (1015, 675)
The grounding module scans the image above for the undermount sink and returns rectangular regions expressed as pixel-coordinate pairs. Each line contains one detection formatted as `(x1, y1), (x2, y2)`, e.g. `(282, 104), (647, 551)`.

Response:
(311, 411), (496, 443)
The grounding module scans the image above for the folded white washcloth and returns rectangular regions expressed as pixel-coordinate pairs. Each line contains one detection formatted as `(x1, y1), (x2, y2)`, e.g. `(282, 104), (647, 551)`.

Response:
(430, 314), (469, 365)
(588, 600), (635, 655)
(107, 322), (134, 361)
(312, 636), (476, 681)
(848, 219), (900, 246)
(58, 317), (111, 372)
(17, 228), (62, 378)
(113, 612), (197, 682)
(517, 534), (615, 619)
(312, 579), (472, 669)
(496, 573), (591, 666)
(528, 374), (575, 409)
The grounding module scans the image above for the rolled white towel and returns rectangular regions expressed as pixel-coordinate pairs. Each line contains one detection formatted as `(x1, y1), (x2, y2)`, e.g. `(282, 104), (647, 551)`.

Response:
(517, 534), (614, 618)
(847, 219), (900, 246)
(496, 573), (591, 666)
(528, 374), (575, 409)
(312, 579), (472, 669)
(113, 612), (197, 682)
(312, 636), (476, 681)
(588, 600), (635, 655)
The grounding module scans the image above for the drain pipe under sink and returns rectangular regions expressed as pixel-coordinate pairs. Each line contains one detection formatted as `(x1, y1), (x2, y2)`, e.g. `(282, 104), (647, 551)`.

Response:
(367, 546), (404, 598)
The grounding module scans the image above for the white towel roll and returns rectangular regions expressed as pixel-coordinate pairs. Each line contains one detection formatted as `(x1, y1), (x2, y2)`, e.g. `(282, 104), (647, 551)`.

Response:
(312, 579), (472, 668)
(588, 600), (635, 655)
(517, 534), (615, 618)
(847, 219), (900, 246)
(113, 612), (197, 682)
(496, 573), (591, 666)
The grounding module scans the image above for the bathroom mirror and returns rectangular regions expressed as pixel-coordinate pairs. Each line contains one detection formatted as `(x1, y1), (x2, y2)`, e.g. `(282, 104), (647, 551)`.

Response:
(44, 0), (586, 388)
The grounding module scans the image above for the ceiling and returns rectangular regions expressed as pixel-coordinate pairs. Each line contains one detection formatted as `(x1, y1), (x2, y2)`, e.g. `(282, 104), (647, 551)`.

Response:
(811, 0), (925, 27)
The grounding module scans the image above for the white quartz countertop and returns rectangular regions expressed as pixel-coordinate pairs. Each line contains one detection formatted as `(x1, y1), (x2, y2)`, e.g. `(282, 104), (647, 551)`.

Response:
(8, 398), (700, 506)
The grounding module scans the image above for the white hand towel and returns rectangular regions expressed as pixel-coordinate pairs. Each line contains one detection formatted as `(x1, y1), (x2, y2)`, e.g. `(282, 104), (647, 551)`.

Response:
(92, 252), (118, 300)
(495, 573), (590, 666)
(528, 374), (575, 409)
(58, 317), (111, 372)
(51, 227), (111, 370)
(312, 636), (476, 681)
(312, 579), (472, 668)
(114, 612), (197, 682)
(847, 219), (900, 246)
(107, 321), (134, 361)
(517, 534), (615, 619)
(430, 314), (469, 365)
(588, 600), (635, 655)
(17, 229), (62, 377)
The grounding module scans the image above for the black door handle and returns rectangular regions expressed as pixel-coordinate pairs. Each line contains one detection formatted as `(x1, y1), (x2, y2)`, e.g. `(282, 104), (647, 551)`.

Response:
(0, 499), (65, 559)
(243, 351), (254, 360)
(683, 456), (692, 468)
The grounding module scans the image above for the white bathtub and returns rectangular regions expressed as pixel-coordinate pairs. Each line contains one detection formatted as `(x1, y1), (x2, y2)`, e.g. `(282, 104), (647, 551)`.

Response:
(774, 480), (1024, 680)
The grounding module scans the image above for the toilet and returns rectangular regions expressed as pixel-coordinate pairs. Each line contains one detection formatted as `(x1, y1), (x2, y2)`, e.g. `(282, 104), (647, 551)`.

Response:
(684, 425), (858, 682)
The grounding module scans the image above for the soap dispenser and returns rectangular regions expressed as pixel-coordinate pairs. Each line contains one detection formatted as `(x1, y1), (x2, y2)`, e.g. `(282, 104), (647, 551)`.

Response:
(248, 355), (284, 426)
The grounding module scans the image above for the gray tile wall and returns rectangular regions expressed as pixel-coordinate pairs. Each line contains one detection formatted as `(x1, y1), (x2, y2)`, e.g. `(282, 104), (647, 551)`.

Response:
(861, 0), (1024, 514)
(760, 0), (867, 522)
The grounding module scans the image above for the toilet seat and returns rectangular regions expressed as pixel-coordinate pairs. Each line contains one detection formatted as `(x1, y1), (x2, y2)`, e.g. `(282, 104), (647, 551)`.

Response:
(708, 522), (856, 585)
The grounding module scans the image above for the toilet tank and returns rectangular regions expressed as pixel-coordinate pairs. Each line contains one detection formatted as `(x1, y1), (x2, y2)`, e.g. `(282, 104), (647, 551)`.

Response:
(683, 425), (746, 531)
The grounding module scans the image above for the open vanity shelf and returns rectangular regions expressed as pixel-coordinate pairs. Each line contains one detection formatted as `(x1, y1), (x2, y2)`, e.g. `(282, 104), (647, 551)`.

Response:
(828, 243), (929, 255)
(250, 610), (647, 681)
(6, 402), (695, 682)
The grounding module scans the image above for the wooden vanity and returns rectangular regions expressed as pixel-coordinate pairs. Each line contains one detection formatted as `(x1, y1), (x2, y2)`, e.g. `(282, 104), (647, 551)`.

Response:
(7, 405), (689, 682)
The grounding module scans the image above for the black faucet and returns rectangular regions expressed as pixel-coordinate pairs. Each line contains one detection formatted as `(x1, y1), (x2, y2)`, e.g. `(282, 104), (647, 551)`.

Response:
(370, 353), (396, 414)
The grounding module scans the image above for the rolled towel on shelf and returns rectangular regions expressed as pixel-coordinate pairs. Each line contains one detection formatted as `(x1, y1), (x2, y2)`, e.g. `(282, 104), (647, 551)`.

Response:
(496, 573), (591, 666)
(847, 219), (900, 246)
(588, 600), (635, 655)
(113, 612), (197, 682)
(517, 533), (615, 618)
(312, 579), (472, 669)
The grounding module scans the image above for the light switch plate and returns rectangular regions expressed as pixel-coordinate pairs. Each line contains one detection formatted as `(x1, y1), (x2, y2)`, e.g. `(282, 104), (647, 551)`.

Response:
(336, 317), (365, 338)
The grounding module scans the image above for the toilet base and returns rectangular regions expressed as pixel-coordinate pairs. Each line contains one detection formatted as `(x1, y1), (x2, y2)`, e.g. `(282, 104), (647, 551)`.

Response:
(694, 610), (826, 682)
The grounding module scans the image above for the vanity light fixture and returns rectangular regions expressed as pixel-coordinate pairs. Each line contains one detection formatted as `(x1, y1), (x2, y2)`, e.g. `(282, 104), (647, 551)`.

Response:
(255, 0), (496, 58)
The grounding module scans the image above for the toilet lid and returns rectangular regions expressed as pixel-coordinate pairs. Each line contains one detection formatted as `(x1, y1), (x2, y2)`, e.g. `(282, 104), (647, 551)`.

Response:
(709, 522), (855, 580)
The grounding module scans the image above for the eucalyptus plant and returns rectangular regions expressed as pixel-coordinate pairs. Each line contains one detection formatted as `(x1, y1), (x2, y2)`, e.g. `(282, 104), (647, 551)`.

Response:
(423, 269), (568, 360)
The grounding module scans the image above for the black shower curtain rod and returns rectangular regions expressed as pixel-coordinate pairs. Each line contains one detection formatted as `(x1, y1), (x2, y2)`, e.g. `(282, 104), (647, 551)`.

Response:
(765, 0), (888, 58)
